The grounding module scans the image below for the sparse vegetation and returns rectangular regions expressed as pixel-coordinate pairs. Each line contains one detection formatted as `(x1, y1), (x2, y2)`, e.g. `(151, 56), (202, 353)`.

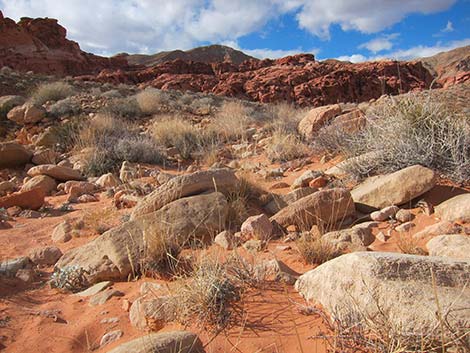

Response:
(266, 130), (309, 162)
(30, 81), (75, 105)
(296, 233), (341, 265)
(209, 101), (252, 141)
(50, 265), (89, 293)
(77, 114), (165, 175)
(136, 88), (170, 115)
(103, 96), (142, 120)
(49, 97), (81, 118)
(315, 94), (470, 182)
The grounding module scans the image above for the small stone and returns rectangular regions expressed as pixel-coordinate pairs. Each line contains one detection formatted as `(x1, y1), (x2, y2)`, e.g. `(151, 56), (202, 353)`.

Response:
(376, 231), (387, 242)
(89, 289), (124, 306)
(140, 282), (163, 296)
(395, 221), (416, 233)
(122, 299), (131, 312)
(214, 230), (237, 250)
(77, 194), (98, 203)
(309, 176), (328, 188)
(241, 214), (273, 241)
(51, 220), (73, 243)
(75, 281), (113, 297)
(29, 246), (63, 266)
(100, 317), (119, 324)
(395, 209), (414, 223)
(269, 182), (289, 190)
(352, 221), (380, 230)
(100, 330), (123, 347)
(370, 205), (400, 222)
(16, 268), (36, 283)
(243, 239), (263, 252)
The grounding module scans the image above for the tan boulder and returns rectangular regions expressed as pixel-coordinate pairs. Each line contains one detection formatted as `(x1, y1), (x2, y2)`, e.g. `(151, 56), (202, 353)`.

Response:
(107, 331), (204, 353)
(413, 221), (462, 241)
(351, 165), (436, 212)
(51, 220), (73, 243)
(435, 193), (470, 223)
(241, 214), (273, 241)
(27, 164), (84, 182)
(56, 192), (228, 283)
(31, 148), (58, 165)
(0, 142), (32, 167)
(265, 187), (317, 214)
(7, 103), (46, 124)
(298, 104), (342, 139)
(330, 109), (365, 132)
(295, 252), (470, 341)
(131, 168), (237, 219)
(0, 187), (45, 210)
(322, 227), (375, 252)
(21, 175), (57, 195)
(426, 234), (470, 260)
(96, 173), (120, 188)
(270, 188), (355, 231)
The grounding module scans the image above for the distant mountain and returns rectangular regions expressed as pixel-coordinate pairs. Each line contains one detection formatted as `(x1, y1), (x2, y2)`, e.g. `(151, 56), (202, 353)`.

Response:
(418, 45), (470, 87)
(125, 45), (257, 67)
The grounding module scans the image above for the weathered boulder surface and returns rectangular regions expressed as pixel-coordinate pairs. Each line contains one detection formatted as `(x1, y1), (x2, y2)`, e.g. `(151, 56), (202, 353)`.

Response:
(131, 169), (237, 219)
(21, 175), (57, 195)
(0, 142), (32, 167)
(435, 193), (470, 223)
(56, 192), (228, 283)
(298, 104), (342, 139)
(106, 331), (204, 353)
(270, 188), (355, 231)
(351, 165), (436, 212)
(27, 164), (85, 182)
(322, 227), (375, 252)
(426, 234), (470, 260)
(295, 252), (470, 339)
(0, 187), (45, 210)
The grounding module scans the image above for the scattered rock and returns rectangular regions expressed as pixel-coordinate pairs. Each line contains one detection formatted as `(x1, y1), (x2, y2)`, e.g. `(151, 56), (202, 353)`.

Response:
(270, 188), (355, 231)
(7, 103), (46, 124)
(0, 142), (32, 167)
(131, 168), (237, 219)
(140, 282), (163, 296)
(107, 331), (204, 353)
(29, 246), (62, 266)
(351, 165), (436, 212)
(243, 239), (263, 252)
(100, 330), (123, 347)
(291, 170), (323, 189)
(89, 289), (124, 306)
(254, 259), (299, 285)
(0, 181), (15, 196)
(298, 104), (342, 139)
(96, 173), (120, 188)
(241, 214), (273, 241)
(295, 252), (470, 339)
(75, 281), (113, 297)
(322, 227), (375, 252)
(214, 230), (237, 250)
(129, 296), (174, 331)
(395, 221), (415, 233)
(0, 187), (45, 210)
(395, 209), (414, 223)
(265, 187), (317, 214)
(413, 221), (462, 241)
(16, 268), (36, 283)
(0, 256), (32, 277)
(370, 205), (399, 221)
(21, 175), (57, 195)
(426, 234), (470, 260)
(51, 220), (73, 243)
(435, 193), (470, 223)
(31, 148), (58, 165)
(28, 164), (84, 182)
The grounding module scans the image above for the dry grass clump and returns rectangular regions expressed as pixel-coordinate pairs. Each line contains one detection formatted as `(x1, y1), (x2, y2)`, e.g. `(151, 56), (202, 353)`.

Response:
(266, 130), (309, 162)
(77, 114), (165, 176)
(30, 81), (75, 105)
(397, 234), (427, 255)
(136, 88), (170, 115)
(49, 97), (81, 118)
(209, 101), (252, 141)
(315, 94), (470, 182)
(266, 102), (306, 134)
(140, 232), (182, 278)
(296, 233), (341, 265)
(80, 207), (116, 235)
(168, 254), (257, 330)
(103, 96), (142, 120)
(151, 115), (215, 160)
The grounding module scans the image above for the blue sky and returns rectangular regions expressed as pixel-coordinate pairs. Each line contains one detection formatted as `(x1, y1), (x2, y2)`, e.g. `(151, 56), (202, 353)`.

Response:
(1, 0), (469, 61)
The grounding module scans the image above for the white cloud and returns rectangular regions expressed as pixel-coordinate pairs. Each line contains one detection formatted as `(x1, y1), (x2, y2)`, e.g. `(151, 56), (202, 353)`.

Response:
(336, 38), (470, 63)
(359, 33), (399, 53)
(442, 20), (454, 33)
(0, 0), (458, 55)
(295, 0), (456, 40)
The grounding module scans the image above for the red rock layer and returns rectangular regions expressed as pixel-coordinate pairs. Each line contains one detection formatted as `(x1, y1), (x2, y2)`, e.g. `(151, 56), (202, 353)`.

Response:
(0, 11), (128, 76)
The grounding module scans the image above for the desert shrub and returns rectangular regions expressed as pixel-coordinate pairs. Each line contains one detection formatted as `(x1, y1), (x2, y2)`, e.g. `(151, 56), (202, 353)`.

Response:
(49, 97), (81, 118)
(151, 115), (212, 160)
(136, 88), (170, 115)
(53, 116), (85, 152)
(168, 254), (257, 330)
(209, 101), (252, 141)
(315, 94), (470, 182)
(77, 114), (165, 176)
(140, 231), (182, 277)
(103, 96), (142, 120)
(30, 81), (75, 105)
(265, 130), (309, 162)
(265, 102), (306, 134)
(100, 89), (121, 98)
(50, 265), (89, 293)
(296, 233), (341, 265)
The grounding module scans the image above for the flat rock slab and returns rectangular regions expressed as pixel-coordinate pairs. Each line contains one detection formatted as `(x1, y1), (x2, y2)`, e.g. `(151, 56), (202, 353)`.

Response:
(89, 289), (124, 306)
(351, 165), (436, 212)
(75, 281), (113, 297)
(435, 193), (470, 223)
